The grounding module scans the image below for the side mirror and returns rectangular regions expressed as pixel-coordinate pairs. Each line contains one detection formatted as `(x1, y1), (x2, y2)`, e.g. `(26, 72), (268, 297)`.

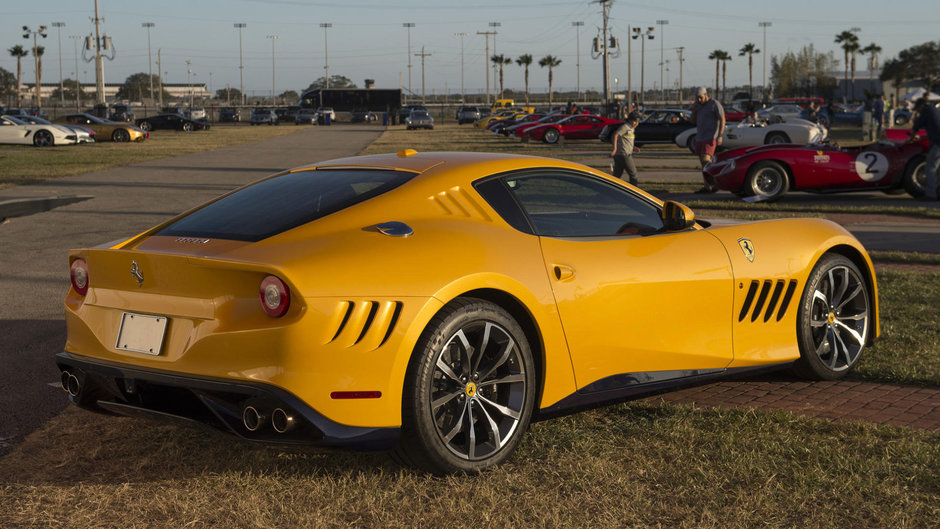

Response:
(661, 201), (696, 231)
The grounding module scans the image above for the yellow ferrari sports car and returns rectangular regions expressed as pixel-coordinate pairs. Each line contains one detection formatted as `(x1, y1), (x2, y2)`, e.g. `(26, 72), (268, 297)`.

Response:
(56, 113), (148, 142)
(59, 150), (878, 474)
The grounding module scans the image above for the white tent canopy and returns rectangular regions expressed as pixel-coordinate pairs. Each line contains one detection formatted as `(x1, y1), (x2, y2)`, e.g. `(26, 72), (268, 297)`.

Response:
(900, 87), (940, 101)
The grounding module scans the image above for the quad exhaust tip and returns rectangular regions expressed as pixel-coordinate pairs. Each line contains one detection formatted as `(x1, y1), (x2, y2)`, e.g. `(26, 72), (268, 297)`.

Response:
(272, 408), (295, 433)
(242, 406), (265, 432)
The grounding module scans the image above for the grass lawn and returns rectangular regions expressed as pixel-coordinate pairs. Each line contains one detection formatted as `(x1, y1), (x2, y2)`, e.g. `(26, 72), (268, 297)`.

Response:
(0, 125), (301, 189)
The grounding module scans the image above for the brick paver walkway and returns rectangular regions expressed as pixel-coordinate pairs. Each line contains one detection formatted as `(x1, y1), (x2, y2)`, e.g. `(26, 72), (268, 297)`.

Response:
(644, 376), (940, 432)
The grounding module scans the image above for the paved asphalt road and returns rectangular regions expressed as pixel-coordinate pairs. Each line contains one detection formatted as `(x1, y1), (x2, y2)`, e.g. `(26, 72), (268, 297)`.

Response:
(0, 125), (382, 455)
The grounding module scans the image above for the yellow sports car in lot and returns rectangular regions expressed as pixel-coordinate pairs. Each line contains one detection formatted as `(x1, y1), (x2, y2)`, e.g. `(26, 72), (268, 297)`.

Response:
(56, 113), (148, 142)
(59, 150), (878, 474)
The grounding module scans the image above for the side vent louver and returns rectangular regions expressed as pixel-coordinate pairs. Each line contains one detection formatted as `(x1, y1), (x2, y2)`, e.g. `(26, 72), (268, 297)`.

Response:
(428, 186), (492, 221)
(738, 279), (798, 323)
(326, 300), (403, 350)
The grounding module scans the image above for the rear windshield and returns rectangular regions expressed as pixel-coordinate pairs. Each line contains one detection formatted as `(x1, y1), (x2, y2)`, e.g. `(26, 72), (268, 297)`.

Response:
(157, 169), (415, 241)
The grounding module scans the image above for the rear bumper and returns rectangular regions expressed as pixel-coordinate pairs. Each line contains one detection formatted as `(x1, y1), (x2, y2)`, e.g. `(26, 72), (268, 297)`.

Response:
(56, 352), (400, 450)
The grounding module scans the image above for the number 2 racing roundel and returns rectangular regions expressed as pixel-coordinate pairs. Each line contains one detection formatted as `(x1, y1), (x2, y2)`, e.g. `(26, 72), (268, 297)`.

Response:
(854, 151), (889, 182)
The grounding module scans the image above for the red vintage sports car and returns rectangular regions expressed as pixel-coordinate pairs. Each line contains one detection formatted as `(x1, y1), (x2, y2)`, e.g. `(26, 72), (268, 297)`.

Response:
(523, 114), (623, 144)
(704, 137), (929, 201)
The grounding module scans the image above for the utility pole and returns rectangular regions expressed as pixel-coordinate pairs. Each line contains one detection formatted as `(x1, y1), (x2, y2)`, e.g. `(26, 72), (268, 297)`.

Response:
(403, 23), (414, 97)
(489, 22), (500, 100)
(234, 23), (246, 105)
(52, 22), (65, 106)
(157, 48), (163, 108)
(656, 19), (668, 104)
(320, 23), (331, 88)
(632, 26), (654, 108)
(455, 32), (467, 103)
(267, 35), (279, 105)
(23, 25), (48, 108)
(676, 46), (685, 106)
(142, 22), (154, 104)
(414, 46), (431, 104)
(759, 21), (771, 100)
(92, 0), (105, 105)
(572, 21), (584, 98)
(592, 1), (620, 115)
(477, 30), (497, 105)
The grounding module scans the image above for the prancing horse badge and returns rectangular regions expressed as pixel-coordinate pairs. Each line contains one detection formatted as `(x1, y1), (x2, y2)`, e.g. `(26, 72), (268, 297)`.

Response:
(130, 260), (144, 287)
(738, 238), (755, 262)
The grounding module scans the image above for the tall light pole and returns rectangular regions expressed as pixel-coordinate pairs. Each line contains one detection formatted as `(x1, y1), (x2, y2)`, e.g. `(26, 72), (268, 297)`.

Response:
(142, 22), (154, 104)
(403, 23), (414, 97)
(267, 35), (279, 105)
(632, 26), (654, 107)
(69, 35), (82, 108)
(455, 32), (467, 102)
(489, 22), (501, 99)
(185, 60), (194, 108)
(52, 22), (65, 106)
(91, 0), (107, 105)
(676, 46), (685, 106)
(477, 30), (496, 105)
(656, 19), (668, 104)
(22, 25), (48, 108)
(572, 21), (584, 98)
(234, 23), (246, 105)
(320, 23), (332, 88)
(759, 21), (771, 100)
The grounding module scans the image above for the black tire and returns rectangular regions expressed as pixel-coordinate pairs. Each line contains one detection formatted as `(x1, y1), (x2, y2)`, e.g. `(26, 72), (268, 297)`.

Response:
(112, 129), (130, 142)
(894, 114), (909, 126)
(182, 122), (194, 132)
(685, 133), (697, 154)
(394, 298), (536, 475)
(746, 160), (789, 201)
(32, 129), (54, 147)
(902, 156), (926, 197)
(138, 121), (152, 132)
(792, 255), (871, 380)
(542, 128), (560, 144)
(764, 131), (791, 145)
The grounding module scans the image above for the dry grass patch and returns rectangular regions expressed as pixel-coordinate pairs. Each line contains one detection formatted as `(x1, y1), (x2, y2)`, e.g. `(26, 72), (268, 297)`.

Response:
(0, 126), (302, 188)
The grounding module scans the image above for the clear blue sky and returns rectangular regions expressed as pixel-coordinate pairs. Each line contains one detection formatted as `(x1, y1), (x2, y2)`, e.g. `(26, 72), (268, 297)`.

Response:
(3, 0), (938, 98)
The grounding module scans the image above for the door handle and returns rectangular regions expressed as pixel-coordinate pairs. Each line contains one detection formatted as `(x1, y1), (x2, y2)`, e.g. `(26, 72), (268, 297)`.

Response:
(552, 264), (575, 281)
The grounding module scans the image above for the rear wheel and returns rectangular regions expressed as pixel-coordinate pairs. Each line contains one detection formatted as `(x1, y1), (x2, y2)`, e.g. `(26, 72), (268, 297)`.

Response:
(765, 131), (791, 144)
(32, 130), (54, 147)
(792, 255), (871, 380)
(112, 129), (130, 142)
(747, 160), (789, 201)
(685, 133), (697, 154)
(182, 122), (194, 132)
(903, 157), (926, 197)
(138, 121), (152, 132)
(394, 298), (536, 475)
(894, 113), (910, 126)
(542, 128), (560, 144)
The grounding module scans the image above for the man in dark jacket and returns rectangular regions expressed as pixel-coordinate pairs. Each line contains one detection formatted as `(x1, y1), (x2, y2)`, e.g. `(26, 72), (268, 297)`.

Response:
(908, 98), (940, 200)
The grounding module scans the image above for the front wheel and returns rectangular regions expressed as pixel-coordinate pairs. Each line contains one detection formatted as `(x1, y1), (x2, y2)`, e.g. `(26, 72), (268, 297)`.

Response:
(112, 129), (130, 142)
(182, 122), (194, 132)
(394, 298), (536, 475)
(746, 160), (789, 201)
(542, 128), (560, 144)
(138, 121), (152, 132)
(685, 133), (697, 154)
(894, 114), (910, 126)
(33, 130), (54, 147)
(765, 131), (791, 144)
(792, 255), (871, 380)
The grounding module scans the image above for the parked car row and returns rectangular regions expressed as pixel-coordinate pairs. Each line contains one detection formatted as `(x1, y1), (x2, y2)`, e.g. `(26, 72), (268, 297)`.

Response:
(0, 112), (154, 146)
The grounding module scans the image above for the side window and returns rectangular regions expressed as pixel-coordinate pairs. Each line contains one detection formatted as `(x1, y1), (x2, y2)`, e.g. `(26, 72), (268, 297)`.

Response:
(502, 172), (664, 237)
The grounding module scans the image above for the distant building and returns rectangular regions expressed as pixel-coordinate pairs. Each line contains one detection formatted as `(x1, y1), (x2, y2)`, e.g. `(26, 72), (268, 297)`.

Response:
(19, 82), (210, 104)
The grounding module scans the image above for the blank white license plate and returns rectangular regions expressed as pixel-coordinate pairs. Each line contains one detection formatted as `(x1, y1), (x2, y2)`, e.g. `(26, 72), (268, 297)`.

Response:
(116, 312), (168, 356)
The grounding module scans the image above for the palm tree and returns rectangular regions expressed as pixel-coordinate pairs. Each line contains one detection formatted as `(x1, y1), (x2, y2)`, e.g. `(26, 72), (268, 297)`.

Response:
(538, 55), (562, 105)
(491, 54), (512, 99)
(738, 43), (760, 101)
(862, 42), (882, 82)
(835, 30), (859, 99)
(8, 44), (28, 106)
(516, 54), (533, 107)
(718, 51), (732, 103)
(32, 45), (45, 108)
(708, 50), (723, 98)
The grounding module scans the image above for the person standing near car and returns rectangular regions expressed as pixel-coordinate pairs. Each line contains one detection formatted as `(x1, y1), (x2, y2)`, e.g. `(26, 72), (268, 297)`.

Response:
(610, 111), (642, 185)
(690, 86), (725, 193)
(908, 98), (940, 201)
(873, 94), (886, 136)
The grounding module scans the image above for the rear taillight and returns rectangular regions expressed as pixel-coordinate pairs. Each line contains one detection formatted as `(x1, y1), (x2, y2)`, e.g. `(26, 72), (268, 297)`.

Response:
(70, 259), (89, 296)
(259, 275), (290, 318)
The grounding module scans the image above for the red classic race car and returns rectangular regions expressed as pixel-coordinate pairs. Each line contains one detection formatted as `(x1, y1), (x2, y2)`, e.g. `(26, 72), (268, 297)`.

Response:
(523, 114), (623, 144)
(704, 137), (930, 201)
